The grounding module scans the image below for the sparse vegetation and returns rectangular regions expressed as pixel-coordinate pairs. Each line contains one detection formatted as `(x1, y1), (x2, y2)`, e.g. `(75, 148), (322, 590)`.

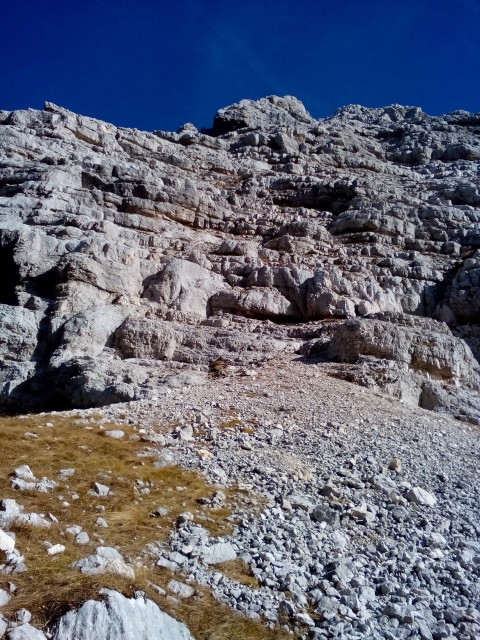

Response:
(218, 417), (242, 429)
(0, 413), (289, 639)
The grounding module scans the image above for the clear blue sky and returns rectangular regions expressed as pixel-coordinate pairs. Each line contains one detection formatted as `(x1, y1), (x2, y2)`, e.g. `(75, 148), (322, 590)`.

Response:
(2, 0), (479, 131)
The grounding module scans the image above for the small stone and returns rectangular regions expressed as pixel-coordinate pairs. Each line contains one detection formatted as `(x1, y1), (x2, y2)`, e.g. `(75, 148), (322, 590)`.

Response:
(427, 532), (447, 547)
(59, 468), (75, 479)
(201, 542), (237, 565)
(0, 500), (23, 527)
(66, 525), (82, 536)
(147, 581), (166, 596)
(197, 448), (213, 460)
(7, 623), (48, 640)
(73, 547), (134, 580)
(175, 426), (194, 442)
(405, 487), (437, 507)
(167, 579), (195, 598)
(17, 513), (51, 528)
(92, 483), (110, 497)
(288, 495), (315, 512)
(295, 611), (315, 626)
(311, 505), (340, 527)
(388, 458), (402, 472)
(156, 557), (178, 571)
(96, 517), (108, 528)
(348, 502), (376, 524)
(314, 595), (339, 621)
(13, 466), (36, 481)
(47, 544), (65, 556)
(371, 473), (398, 493)
(105, 430), (125, 439)
(320, 483), (342, 498)
(15, 608), (32, 624)
(0, 529), (15, 552)
(75, 532), (90, 545)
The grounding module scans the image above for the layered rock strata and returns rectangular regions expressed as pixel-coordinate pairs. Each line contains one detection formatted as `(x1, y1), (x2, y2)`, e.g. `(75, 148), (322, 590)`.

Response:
(0, 96), (479, 421)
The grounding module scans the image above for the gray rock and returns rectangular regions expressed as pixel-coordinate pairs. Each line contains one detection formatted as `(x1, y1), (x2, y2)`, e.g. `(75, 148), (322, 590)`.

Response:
(12, 466), (35, 482)
(104, 430), (125, 439)
(73, 547), (134, 580)
(50, 588), (194, 639)
(167, 580), (195, 598)
(288, 495), (315, 512)
(156, 557), (177, 571)
(75, 532), (90, 545)
(7, 624), (47, 640)
(201, 542), (237, 565)
(0, 500), (23, 527)
(16, 513), (51, 528)
(15, 609), (32, 624)
(311, 504), (340, 527)
(92, 483), (110, 497)
(0, 98), (478, 423)
(405, 487), (437, 506)
(371, 474), (398, 494)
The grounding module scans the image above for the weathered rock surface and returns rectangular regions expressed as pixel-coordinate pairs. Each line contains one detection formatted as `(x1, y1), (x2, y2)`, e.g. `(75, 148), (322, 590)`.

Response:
(50, 589), (194, 640)
(0, 97), (479, 420)
(73, 546), (135, 580)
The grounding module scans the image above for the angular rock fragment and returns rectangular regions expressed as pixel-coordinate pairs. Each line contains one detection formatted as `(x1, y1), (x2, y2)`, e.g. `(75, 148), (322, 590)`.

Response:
(405, 487), (437, 507)
(50, 589), (194, 639)
(201, 542), (237, 565)
(73, 547), (134, 580)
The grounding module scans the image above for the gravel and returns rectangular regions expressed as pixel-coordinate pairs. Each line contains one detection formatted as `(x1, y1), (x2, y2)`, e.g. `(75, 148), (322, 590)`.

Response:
(96, 357), (480, 639)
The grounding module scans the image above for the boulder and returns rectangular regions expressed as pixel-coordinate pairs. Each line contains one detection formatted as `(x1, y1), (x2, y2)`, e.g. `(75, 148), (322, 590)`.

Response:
(50, 589), (194, 640)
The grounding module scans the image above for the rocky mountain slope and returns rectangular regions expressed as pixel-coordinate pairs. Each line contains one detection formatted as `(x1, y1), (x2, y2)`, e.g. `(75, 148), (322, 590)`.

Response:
(0, 96), (479, 422)
(0, 359), (478, 639)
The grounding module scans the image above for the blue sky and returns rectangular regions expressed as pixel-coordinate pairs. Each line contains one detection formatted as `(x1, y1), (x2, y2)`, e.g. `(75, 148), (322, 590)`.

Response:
(2, 0), (479, 131)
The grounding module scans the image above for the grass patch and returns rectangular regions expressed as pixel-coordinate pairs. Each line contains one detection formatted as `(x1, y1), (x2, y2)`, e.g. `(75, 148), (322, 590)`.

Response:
(0, 413), (288, 639)
(218, 418), (241, 430)
(213, 558), (260, 589)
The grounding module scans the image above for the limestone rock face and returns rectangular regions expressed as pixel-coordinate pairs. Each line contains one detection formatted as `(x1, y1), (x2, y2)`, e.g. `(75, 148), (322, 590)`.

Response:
(0, 97), (479, 420)
(143, 258), (228, 322)
(328, 316), (479, 384)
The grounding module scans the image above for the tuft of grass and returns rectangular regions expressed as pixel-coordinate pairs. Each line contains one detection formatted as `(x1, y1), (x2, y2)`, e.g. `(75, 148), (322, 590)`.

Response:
(213, 558), (260, 589)
(0, 413), (289, 639)
(240, 426), (256, 435)
(218, 418), (241, 430)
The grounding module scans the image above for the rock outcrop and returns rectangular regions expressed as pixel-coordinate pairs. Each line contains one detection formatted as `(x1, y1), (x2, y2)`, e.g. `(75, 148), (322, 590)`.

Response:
(0, 96), (479, 421)
(50, 589), (194, 640)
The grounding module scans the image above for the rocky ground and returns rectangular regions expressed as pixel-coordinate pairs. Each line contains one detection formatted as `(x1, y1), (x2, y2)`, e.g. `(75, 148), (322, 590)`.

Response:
(1, 357), (478, 639)
(0, 96), (479, 638)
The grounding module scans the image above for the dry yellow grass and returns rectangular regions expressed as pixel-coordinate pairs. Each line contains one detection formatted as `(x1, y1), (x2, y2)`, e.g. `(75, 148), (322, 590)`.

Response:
(217, 417), (242, 430)
(0, 413), (290, 639)
(213, 558), (260, 589)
